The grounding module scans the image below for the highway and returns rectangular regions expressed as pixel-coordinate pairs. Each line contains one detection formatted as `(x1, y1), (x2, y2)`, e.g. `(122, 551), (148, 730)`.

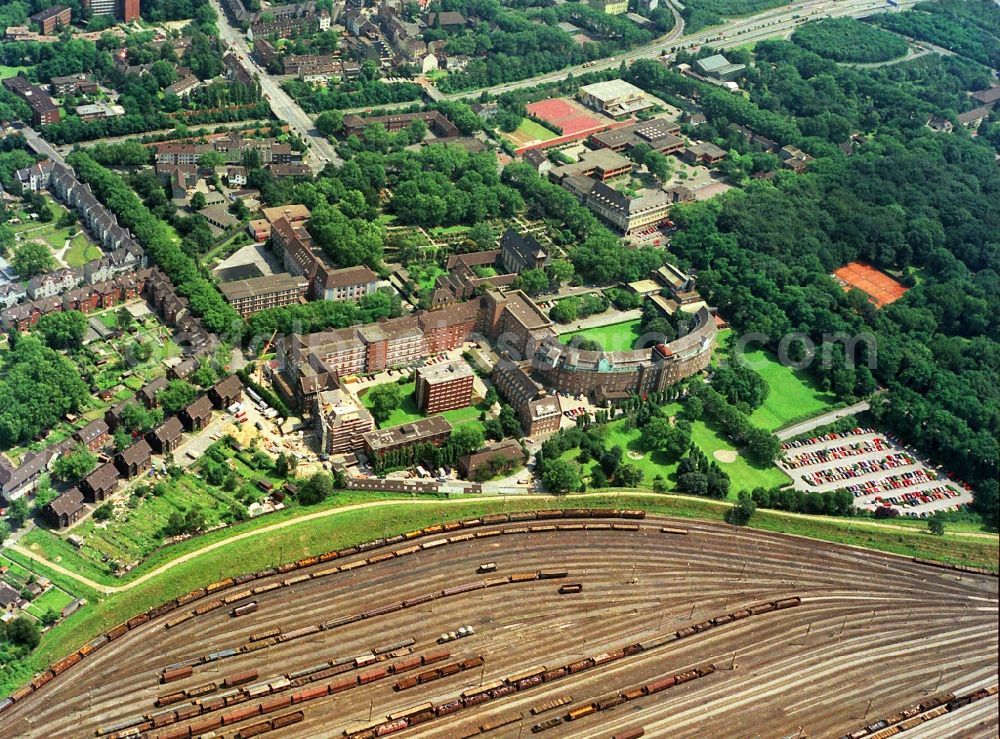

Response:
(442, 0), (925, 99)
(208, 0), (342, 171)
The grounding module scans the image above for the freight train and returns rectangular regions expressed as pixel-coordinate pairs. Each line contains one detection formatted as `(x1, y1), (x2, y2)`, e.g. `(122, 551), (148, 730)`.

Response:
(0, 508), (646, 716)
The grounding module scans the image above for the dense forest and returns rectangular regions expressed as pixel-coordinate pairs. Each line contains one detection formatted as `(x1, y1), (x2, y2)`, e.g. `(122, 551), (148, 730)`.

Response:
(429, 0), (669, 92)
(791, 17), (909, 63)
(0, 336), (90, 449)
(870, 0), (1000, 68)
(679, 0), (787, 34)
(624, 42), (1000, 524)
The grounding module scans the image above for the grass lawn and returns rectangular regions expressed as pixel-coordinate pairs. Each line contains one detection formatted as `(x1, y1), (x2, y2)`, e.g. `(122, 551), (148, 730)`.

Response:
(25, 588), (75, 620)
(507, 117), (558, 145)
(4, 491), (995, 699)
(407, 263), (446, 291)
(562, 412), (789, 494)
(738, 347), (839, 431)
(62, 235), (103, 267)
(428, 225), (470, 236)
(360, 381), (423, 428)
(359, 381), (488, 429)
(0, 65), (29, 80)
(560, 319), (645, 352)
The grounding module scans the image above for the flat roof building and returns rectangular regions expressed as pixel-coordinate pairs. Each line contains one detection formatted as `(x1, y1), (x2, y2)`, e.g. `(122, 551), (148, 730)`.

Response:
(548, 147), (633, 182)
(219, 273), (308, 317)
(591, 117), (683, 155)
(578, 79), (652, 118)
(3, 75), (60, 126)
(362, 416), (453, 457)
(316, 389), (374, 455)
(694, 54), (746, 82)
(414, 361), (474, 414)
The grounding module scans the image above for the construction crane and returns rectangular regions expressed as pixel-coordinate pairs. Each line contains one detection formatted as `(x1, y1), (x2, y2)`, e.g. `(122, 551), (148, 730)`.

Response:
(255, 329), (278, 385)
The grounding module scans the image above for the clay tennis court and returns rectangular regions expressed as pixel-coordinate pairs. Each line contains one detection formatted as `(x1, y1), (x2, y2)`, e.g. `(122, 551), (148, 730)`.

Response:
(526, 97), (611, 137)
(834, 261), (909, 307)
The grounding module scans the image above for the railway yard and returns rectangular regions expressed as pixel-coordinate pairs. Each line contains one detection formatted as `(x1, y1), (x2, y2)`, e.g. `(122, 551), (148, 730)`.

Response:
(0, 511), (996, 739)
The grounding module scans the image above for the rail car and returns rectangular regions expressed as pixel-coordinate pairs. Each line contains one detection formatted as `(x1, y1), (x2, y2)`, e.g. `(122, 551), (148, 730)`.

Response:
(1, 509), (658, 713)
(231, 601), (259, 618)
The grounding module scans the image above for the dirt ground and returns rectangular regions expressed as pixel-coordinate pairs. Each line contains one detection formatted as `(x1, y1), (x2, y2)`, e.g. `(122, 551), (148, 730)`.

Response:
(1, 516), (996, 738)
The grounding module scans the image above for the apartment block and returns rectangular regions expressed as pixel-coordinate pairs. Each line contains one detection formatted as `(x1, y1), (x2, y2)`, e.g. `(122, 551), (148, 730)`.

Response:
(414, 361), (474, 414)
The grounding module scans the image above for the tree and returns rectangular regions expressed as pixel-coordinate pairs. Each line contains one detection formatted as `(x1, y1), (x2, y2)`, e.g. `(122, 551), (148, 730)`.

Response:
(12, 241), (56, 277)
(4, 616), (40, 649)
(189, 191), (207, 211)
(450, 425), (485, 457)
(93, 503), (113, 521)
(198, 151), (226, 169)
(516, 269), (550, 296)
(499, 405), (522, 437)
(366, 384), (402, 425)
(0, 336), (89, 448)
(52, 444), (98, 482)
(157, 380), (198, 414)
(726, 491), (757, 526)
(928, 518), (945, 536)
(275, 452), (297, 478)
(549, 299), (578, 324)
(615, 463), (643, 487)
(640, 418), (690, 460)
(299, 472), (335, 504)
(35, 311), (88, 350)
(116, 306), (134, 331)
(545, 258), (575, 286)
(315, 110), (344, 137)
(8, 497), (29, 528)
(483, 417), (504, 440)
(541, 458), (582, 494)
(468, 222), (496, 250)
(229, 198), (250, 221)
(118, 402), (162, 434)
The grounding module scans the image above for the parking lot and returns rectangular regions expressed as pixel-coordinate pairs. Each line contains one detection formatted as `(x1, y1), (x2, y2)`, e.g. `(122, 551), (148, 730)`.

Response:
(778, 427), (974, 517)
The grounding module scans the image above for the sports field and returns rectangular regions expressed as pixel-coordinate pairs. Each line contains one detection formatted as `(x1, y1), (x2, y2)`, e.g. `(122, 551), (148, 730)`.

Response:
(833, 261), (908, 307)
(501, 117), (559, 147)
(526, 97), (610, 136)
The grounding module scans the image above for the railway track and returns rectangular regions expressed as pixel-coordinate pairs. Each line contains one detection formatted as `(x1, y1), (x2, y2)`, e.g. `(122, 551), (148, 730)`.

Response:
(0, 511), (995, 738)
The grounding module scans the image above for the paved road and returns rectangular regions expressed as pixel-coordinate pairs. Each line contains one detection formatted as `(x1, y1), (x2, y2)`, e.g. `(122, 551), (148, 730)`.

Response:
(209, 0), (341, 172)
(776, 400), (871, 440)
(444, 0), (924, 100)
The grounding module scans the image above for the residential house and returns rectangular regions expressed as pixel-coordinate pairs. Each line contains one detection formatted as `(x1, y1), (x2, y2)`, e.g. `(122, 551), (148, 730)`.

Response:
(115, 439), (152, 479)
(45, 487), (85, 529)
(208, 375), (243, 409)
(14, 160), (54, 192)
(81, 462), (119, 502)
(458, 439), (525, 480)
(73, 419), (109, 452)
(180, 395), (213, 432)
(146, 416), (184, 455)
(138, 376), (169, 408)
